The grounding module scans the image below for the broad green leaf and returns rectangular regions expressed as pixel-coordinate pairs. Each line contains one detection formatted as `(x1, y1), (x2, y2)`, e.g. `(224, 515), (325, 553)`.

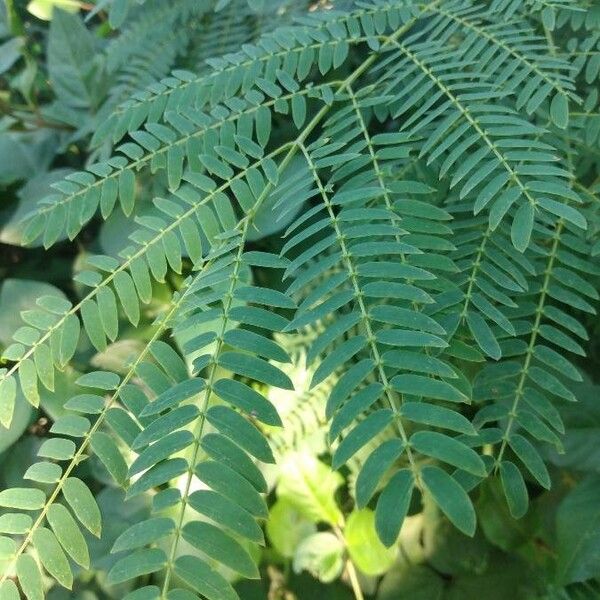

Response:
(278, 452), (343, 526)
(292, 532), (344, 583)
(266, 499), (316, 559)
(0, 580), (20, 600)
(0, 381), (31, 453)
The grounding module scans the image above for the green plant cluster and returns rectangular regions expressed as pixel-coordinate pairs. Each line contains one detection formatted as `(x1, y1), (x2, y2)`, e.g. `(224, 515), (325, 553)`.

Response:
(0, 0), (599, 599)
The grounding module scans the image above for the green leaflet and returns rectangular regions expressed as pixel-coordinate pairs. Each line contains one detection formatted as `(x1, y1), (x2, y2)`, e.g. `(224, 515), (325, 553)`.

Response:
(62, 477), (102, 537)
(47, 504), (90, 569)
(400, 402), (476, 435)
(24, 462), (62, 484)
(32, 528), (73, 589)
(206, 405), (275, 464)
(0, 488), (45, 510)
(182, 521), (259, 579)
(126, 458), (188, 499)
(550, 92), (569, 129)
(108, 548), (167, 585)
(16, 555), (43, 600)
(390, 375), (467, 403)
(311, 336), (367, 388)
(111, 518), (175, 553)
(218, 351), (294, 389)
(508, 434), (551, 489)
(421, 466), (477, 537)
(375, 469), (414, 547)
(195, 460), (268, 518)
(200, 433), (268, 493)
(356, 439), (406, 509)
(213, 378), (282, 426)
(410, 431), (487, 477)
(132, 404), (200, 449)
(499, 461), (529, 519)
(188, 490), (264, 543)
(466, 311), (501, 360)
(511, 202), (534, 252)
(90, 431), (128, 485)
(174, 555), (238, 600)
(129, 430), (194, 476)
(332, 409), (394, 469)
(140, 378), (205, 416)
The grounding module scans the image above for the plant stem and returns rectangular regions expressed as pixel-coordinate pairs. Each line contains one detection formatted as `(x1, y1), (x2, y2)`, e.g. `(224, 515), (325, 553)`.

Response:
(345, 559), (365, 600)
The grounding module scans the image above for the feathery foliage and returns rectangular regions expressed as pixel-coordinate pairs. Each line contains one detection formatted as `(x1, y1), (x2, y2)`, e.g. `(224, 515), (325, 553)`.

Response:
(0, 0), (599, 598)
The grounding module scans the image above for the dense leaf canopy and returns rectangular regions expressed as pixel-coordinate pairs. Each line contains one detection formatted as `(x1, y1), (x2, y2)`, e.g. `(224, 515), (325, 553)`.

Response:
(0, 0), (599, 599)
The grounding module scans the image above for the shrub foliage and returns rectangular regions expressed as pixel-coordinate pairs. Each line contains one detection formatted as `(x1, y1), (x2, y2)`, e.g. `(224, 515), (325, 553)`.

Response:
(0, 0), (599, 599)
